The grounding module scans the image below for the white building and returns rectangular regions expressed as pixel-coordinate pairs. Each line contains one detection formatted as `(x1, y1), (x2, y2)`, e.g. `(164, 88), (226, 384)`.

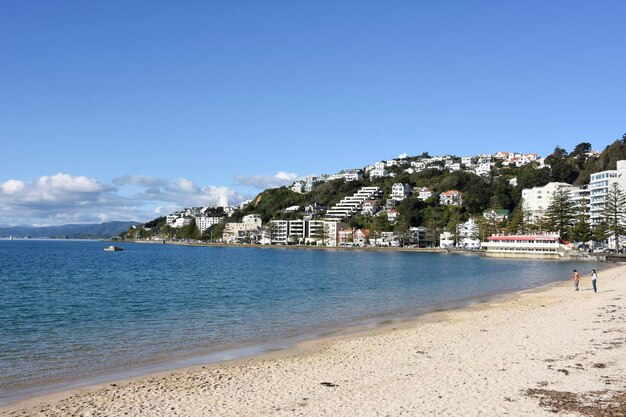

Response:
(223, 214), (263, 243)
(416, 187), (437, 201)
(369, 167), (388, 178)
(439, 190), (463, 206)
(269, 219), (342, 246)
(410, 161), (426, 171)
(521, 182), (574, 220)
(589, 160), (626, 225)
(457, 218), (480, 249)
(325, 187), (382, 221)
(195, 216), (223, 233)
(474, 163), (491, 176)
(461, 156), (474, 167)
(218, 195), (229, 208)
(482, 234), (569, 259)
(391, 183), (413, 201)
(172, 217), (192, 228)
(439, 231), (454, 248)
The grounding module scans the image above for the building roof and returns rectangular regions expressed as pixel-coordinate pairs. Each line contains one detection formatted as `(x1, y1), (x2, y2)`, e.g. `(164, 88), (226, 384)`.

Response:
(487, 235), (560, 242)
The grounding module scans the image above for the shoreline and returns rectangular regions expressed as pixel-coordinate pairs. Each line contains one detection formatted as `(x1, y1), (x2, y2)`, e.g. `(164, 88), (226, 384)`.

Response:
(0, 268), (572, 407)
(3, 264), (625, 415)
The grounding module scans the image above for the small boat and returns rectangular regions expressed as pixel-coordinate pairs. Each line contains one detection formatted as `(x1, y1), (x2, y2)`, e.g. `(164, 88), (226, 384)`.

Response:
(9, 236), (13, 240)
(104, 245), (123, 252)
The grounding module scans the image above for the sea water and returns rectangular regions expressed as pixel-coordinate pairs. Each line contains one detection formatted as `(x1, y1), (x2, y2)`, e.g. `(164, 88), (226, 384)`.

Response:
(0, 240), (597, 402)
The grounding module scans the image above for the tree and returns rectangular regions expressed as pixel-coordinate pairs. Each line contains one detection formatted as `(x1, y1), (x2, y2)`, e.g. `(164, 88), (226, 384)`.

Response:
(543, 186), (575, 239)
(601, 183), (626, 251)
(507, 203), (533, 234)
(570, 200), (592, 244)
(545, 146), (579, 184)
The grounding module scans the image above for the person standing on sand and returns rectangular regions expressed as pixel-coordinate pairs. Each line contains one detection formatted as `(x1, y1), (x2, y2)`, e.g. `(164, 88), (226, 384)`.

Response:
(573, 270), (580, 291)
(591, 269), (598, 293)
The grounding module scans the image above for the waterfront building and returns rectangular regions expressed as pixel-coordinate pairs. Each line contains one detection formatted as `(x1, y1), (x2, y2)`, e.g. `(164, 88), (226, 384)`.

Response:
(195, 216), (223, 233)
(589, 160), (626, 225)
(521, 182), (573, 220)
(457, 218), (480, 249)
(439, 231), (454, 248)
(338, 228), (354, 245)
(481, 234), (569, 258)
(408, 226), (427, 247)
(223, 214), (263, 243)
(270, 219), (342, 246)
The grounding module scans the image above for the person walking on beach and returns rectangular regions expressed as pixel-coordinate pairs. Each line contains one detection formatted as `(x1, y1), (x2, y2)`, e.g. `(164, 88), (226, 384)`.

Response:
(591, 269), (598, 293)
(573, 270), (580, 291)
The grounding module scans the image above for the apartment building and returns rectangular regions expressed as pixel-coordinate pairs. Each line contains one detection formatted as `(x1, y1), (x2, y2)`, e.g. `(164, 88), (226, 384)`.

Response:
(589, 160), (626, 224)
(521, 182), (573, 219)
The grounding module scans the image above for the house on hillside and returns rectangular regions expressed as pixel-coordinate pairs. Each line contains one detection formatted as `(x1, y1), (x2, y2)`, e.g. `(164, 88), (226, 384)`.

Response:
(483, 209), (510, 222)
(439, 190), (463, 206)
(391, 183), (413, 201)
(362, 199), (380, 216)
(474, 163), (491, 176)
(416, 187), (437, 201)
(387, 209), (398, 222)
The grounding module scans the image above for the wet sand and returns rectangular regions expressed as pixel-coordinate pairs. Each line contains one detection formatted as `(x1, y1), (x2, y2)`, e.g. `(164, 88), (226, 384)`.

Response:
(2, 265), (625, 416)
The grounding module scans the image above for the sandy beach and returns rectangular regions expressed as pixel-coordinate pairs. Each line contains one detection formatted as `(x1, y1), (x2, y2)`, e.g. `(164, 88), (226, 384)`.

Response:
(2, 264), (625, 417)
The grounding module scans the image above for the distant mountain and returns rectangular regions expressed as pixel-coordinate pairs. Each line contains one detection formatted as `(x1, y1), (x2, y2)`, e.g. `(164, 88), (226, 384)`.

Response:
(0, 221), (141, 239)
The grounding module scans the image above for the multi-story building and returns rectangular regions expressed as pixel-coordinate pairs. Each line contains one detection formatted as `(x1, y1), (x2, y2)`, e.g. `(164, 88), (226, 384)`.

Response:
(568, 186), (590, 214)
(217, 195), (229, 208)
(325, 187), (382, 221)
(269, 219), (342, 246)
(474, 163), (491, 176)
(391, 183), (413, 201)
(589, 160), (626, 225)
(408, 226), (427, 247)
(223, 214), (263, 243)
(195, 216), (223, 233)
(457, 218), (480, 249)
(439, 190), (463, 206)
(521, 182), (573, 220)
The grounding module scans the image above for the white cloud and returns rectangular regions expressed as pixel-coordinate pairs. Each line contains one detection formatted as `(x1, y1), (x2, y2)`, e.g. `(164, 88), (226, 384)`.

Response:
(234, 171), (299, 189)
(0, 173), (248, 226)
(0, 179), (25, 194)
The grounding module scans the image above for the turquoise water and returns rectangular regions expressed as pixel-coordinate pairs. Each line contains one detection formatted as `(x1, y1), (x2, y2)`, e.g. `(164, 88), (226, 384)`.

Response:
(0, 240), (595, 402)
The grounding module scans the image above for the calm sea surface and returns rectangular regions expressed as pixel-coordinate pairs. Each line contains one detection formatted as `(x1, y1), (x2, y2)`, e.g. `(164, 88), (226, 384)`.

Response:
(0, 240), (597, 402)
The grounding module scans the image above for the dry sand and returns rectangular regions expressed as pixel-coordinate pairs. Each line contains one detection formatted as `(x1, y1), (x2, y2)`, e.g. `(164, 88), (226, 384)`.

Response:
(2, 264), (625, 417)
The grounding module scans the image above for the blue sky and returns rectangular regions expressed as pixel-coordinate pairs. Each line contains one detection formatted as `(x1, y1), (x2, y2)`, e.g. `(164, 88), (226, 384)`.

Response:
(1, 1), (625, 225)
